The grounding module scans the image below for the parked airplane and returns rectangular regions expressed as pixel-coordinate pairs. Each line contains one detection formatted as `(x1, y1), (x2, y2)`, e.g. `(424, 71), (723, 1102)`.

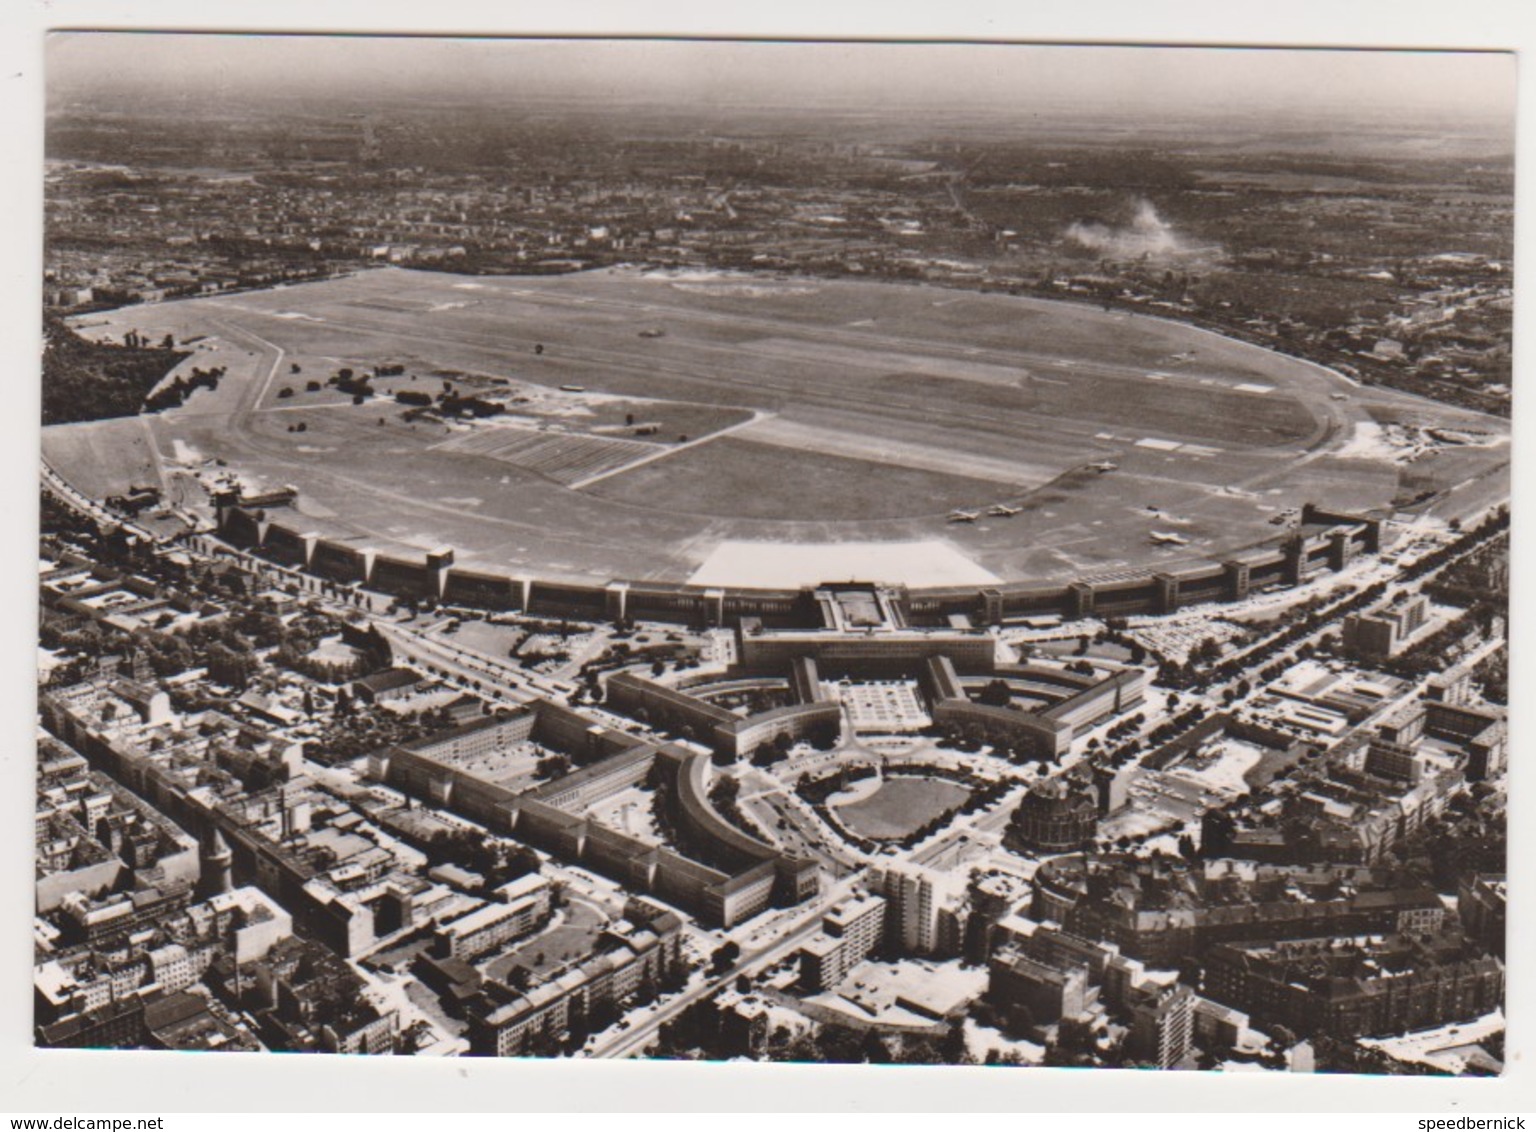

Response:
(987, 504), (1022, 517)
(948, 510), (981, 523)
(1087, 462), (1119, 473)
(1149, 530), (1191, 546)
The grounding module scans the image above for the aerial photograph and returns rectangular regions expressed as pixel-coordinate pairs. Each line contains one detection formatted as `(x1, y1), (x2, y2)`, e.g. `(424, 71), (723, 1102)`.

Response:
(34, 34), (1512, 1075)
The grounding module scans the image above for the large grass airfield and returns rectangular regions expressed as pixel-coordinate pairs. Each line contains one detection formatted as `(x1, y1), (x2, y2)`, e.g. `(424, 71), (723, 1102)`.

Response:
(48, 266), (1510, 589)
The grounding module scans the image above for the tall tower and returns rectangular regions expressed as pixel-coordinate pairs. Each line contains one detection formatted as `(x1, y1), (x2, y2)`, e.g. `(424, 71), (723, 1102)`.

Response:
(198, 827), (234, 900)
(871, 860), (939, 955)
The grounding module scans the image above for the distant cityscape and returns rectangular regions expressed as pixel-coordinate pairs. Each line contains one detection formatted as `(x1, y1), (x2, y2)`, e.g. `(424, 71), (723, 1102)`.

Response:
(48, 90), (1511, 418)
(36, 37), (1510, 1075)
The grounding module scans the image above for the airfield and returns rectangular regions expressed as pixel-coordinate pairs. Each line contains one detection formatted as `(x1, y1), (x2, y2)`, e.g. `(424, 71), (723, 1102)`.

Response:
(46, 266), (1510, 590)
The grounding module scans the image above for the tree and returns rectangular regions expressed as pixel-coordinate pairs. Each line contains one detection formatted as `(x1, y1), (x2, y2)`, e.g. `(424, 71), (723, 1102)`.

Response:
(205, 642), (257, 689)
(637, 969), (660, 1006)
(162, 333), (175, 350)
(1185, 638), (1222, 666)
(1177, 955), (1204, 991)
(977, 679), (1012, 707)
(940, 1018), (970, 1065)
(751, 743), (786, 768)
(709, 941), (741, 975)
(536, 754), (572, 780)
(860, 1031), (892, 1064)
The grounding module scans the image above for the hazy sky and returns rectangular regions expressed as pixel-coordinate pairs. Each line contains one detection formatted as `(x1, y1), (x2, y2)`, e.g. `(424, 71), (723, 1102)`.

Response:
(47, 33), (1515, 125)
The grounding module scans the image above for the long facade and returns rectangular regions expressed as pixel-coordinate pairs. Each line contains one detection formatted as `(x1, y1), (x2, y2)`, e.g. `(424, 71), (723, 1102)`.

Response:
(215, 499), (1381, 628)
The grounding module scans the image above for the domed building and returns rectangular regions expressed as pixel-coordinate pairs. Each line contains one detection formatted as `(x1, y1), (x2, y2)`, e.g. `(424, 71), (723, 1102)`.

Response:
(1005, 777), (1099, 854)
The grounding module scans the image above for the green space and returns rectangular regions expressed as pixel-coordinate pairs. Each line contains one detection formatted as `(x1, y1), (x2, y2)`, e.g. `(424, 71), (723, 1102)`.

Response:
(587, 437), (1009, 521)
(835, 776), (973, 841)
(43, 314), (188, 425)
(482, 898), (608, 986)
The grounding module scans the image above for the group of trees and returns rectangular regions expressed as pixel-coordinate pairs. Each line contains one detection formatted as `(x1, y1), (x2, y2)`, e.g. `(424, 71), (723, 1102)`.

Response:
(144, 364), (225, 413)
(1097, 711), (1146, 748)
(976, 679), (1012, 708)
(1096, 703), (1211, 771)
(748, 730), (801, 768)
(425, 827), (544, 891)
(307, 700), (466, 766)
(392, 379), (503, 419)
(1387, 784), (1506, 894)
(439, 391), (505, 418)
(707, 941), (741, 976)
(1380, 601), (1503, 681)
(273, 639), (366, 685)
(754, 719), (838, 765)
(933, 720), (1058, 770)
(1426, 535), (1509, 608)
(651, 1002), (973, 1066)
(1473, 649), (1508, 705)
(535, 754), (572, 780)
(707, 773), (775, 844)
(1152, 568), (1424, 692)
(42, 313), (190, 424)
(120, 329), (176, 350)
(796, 765), (876, 807)
(1186, 636), (1226, 669)
(327, 368), (375, 402)
(769, 1019), (972, 1066)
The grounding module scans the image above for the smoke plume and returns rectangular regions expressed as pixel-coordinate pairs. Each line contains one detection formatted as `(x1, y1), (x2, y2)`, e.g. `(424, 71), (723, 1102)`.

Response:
(1066, 198), (1186, 259)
